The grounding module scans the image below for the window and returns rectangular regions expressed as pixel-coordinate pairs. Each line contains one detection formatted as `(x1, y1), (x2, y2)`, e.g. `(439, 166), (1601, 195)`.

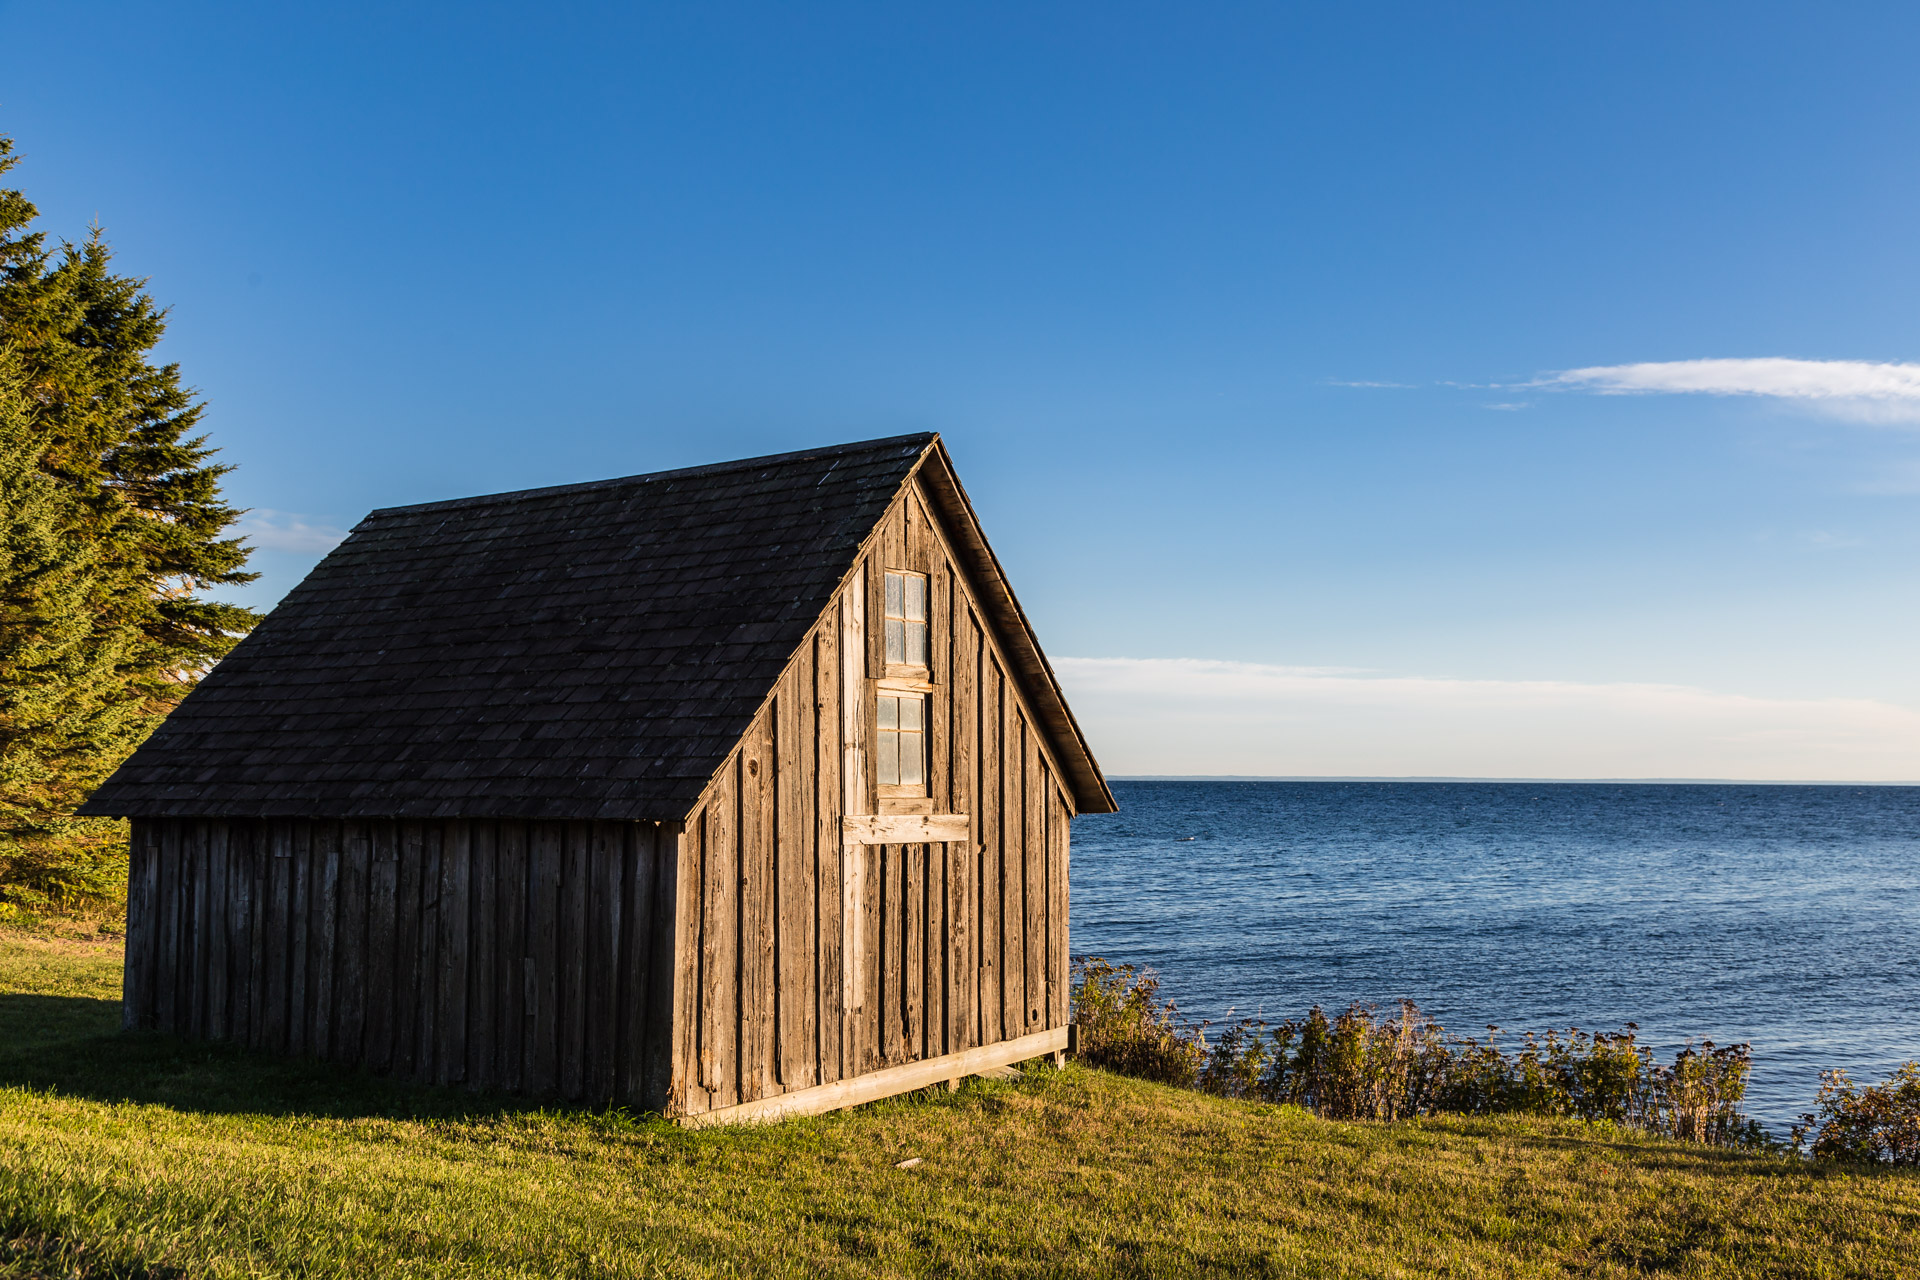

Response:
(876, 693), (925, 787)
(884, 570), (928, 668)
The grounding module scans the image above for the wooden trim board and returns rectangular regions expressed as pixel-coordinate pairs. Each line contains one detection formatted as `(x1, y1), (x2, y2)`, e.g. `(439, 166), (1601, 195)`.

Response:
(843, 814), (970, 845)
(679, 1025), (1067, 1127)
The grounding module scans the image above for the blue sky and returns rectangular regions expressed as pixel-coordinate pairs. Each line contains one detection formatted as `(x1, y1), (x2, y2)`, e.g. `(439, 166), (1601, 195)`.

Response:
(6, 1), (1920, 778)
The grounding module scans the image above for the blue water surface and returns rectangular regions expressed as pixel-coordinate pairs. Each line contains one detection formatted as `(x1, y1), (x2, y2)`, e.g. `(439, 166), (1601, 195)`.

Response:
(1070, 781), (1920, 1136)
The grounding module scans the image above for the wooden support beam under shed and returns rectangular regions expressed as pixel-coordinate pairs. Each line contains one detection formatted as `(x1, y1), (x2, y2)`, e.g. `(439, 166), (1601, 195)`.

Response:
(678, 1025), (1067, 1127)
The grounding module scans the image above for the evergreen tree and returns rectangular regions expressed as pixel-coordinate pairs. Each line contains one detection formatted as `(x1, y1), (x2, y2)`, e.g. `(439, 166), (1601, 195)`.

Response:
(0, 348), (145, 906)
(0, 135), (259, 913)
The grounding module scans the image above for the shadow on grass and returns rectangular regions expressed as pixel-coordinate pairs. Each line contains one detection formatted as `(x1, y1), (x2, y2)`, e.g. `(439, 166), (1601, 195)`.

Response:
(0, 993), (587, 1125)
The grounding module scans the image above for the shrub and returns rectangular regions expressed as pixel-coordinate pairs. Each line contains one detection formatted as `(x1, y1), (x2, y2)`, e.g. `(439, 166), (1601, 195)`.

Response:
(1069, 958), (1205, 1087)
(1794, 1062), (1920, 1165)
(1069, 959), (1765, 1147)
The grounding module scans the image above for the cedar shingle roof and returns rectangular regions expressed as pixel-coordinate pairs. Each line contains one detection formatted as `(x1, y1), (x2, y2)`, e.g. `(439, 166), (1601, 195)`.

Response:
(83, 434), (937, 821)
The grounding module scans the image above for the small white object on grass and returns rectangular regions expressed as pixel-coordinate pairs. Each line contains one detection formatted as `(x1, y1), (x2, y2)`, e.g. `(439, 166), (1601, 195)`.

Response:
(893, 1157), (924, 1169)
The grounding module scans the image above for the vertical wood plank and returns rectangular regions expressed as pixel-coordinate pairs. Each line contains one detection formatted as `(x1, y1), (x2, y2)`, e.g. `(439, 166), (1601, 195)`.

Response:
(1024, 722), (1046, 1035)
(1000, 677), (1026, 1043)
(466, 821), (497, 1091)
(620, 822), (658, 1107)
(839, 574), (868, 1069)
(287, 822), (312, 1056)
(1050, 787), (1071, 1030)
(586, 821), (622, 1103)
(218, 824), (239, 1043)
(559, 821), (589, 1099)
(203, 822), (221, 1040)
(874, 841), (895, 1068)
(365, 821), (399, 1073)
(700, 763), (740, 1110)
(775, 668), (803, 1089)
(265, 821), (296, 1052)
(334, 823), (371, 1066)
(929, 841), (948, 1060)
(204, 823), (229, 1042)
(526, 822), (562, 1096)
(421, 823), (446, 1080)
(310, 822), (340, 1060)
(417, 825), (443, 1084)
(391, 822), (422, 1076)
(438, 820), (471, 1087)
(663, 822), (698, 1115)
(814, 626), (844, 1086)
(783, 650), (819, 1088)
(868, 523), (891, 679)
(905, 841), (925, 1060)
(188, 822), (209, 1040)
(950, 608), (977, 1053)
(121, 824), (157, 1030)
(741, 711), (775, 1102)
(243, 825), (270, 1043)
(979, 660), (1002, 1045)
(497, 821), (528, 1093)
(244, 822), (270, 1050)
(153, 823), (175, 1034)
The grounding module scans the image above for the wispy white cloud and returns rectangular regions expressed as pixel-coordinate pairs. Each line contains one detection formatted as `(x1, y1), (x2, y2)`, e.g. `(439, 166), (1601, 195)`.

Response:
(1803, 530), (1866, 550)
(1482, 401), (1531, 411)
(236, 509), (350, 554)
(1056, 657), (1920, 781)
(1325, 378), (1416, 389)
(1535, 358), (1920, 423)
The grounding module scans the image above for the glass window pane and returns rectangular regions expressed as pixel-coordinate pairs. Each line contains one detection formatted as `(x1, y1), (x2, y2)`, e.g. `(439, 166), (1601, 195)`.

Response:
(884, 618), (904, 664)
(885, 571), (903, 619)
(877, 695), (898, 730)
(901, 730), (924, 785)
(905, 574), (926, 621)
(906, 620), (927, 667)
(900, 696), (923, 731)
(878, 731), (899, 785)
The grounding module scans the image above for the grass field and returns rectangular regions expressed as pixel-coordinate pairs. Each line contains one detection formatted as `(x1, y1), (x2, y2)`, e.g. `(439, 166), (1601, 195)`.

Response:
(2, 931), (1916, 1278)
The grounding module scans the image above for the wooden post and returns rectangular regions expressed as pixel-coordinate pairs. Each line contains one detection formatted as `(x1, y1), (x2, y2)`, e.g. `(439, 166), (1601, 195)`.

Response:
(840, 570), (867, 1066)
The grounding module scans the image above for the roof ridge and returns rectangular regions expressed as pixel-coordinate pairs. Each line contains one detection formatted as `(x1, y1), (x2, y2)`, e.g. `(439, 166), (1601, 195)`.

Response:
(369, 431), (939, 519)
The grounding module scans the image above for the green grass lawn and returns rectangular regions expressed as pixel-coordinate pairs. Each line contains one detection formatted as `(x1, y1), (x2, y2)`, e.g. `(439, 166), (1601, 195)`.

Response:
(2, 931), (1915, 1278)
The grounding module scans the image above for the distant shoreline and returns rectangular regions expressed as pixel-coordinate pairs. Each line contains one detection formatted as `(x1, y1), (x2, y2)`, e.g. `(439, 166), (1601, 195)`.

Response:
(1109, 775), (1920, 786)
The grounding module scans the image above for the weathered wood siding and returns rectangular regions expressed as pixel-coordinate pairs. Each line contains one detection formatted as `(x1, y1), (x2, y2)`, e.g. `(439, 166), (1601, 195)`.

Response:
(122, 817), (680, 1110)
(673, 478), (1076, 1117)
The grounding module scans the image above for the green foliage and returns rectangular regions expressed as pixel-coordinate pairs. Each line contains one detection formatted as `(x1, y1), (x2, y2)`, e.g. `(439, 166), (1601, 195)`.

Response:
(1069, 957), (1207, 1086)
(0, 134), (258, 914)
(0, 352), (141, 913)
(1795, 1062), (1920, 1166)
(1071, 959), (1769, 1147)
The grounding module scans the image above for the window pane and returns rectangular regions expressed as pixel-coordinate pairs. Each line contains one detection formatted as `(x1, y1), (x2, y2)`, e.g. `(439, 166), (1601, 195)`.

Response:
(878, 731), (900, 785)
(904, 574), (926, 621)
(877, 695), (898, 730)
(901, 730), (924, 785)
(906, 620), (927, 667)
(885, 571), (903, 619)
(885, 618), (904, 664)
(900, 696), (923, 731)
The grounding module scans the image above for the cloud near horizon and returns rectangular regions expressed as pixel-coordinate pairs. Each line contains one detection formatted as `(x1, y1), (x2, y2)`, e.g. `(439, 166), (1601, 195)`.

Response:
(236, 509), (350, 554)
(1537, 357), (1920, 422)
(1055, 657), (1920, 781)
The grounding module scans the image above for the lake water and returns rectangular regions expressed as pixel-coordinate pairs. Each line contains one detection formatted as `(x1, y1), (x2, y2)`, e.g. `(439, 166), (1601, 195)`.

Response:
(1070, 781), (1920, 1136)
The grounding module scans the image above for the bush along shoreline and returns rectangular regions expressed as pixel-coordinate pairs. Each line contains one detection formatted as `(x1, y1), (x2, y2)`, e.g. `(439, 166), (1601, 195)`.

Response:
(1070, 958), (1859, 1155)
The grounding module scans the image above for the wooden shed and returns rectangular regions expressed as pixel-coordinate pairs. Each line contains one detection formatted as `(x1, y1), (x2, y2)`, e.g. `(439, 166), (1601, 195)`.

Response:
(82, 434), (1115, 1124)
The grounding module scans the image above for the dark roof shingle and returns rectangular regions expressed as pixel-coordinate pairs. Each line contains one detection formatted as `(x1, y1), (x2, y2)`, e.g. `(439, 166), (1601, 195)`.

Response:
(83, 434), (936, 821)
